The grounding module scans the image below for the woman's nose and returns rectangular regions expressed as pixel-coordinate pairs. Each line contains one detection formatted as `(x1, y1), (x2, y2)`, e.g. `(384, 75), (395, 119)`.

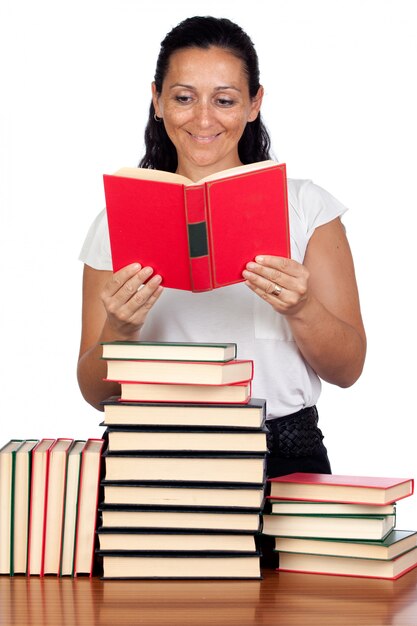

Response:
(194, 101), (214, 127)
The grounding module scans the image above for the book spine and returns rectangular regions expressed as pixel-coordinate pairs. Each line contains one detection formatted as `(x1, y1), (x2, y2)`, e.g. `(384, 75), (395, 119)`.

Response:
(57, 441), (74, 577)
(10, 449), (17, 576)
(40, 448), (52, 577)
(184, 186), (213, 291)
(25, 447), (34, 575)
(74, 439), (104, 577)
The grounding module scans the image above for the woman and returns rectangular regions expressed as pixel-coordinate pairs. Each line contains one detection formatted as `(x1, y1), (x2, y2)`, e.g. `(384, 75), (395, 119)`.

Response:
(78, 16), (366, 479)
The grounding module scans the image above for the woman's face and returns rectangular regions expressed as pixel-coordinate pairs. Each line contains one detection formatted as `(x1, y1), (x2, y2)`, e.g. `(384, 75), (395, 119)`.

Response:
(152, 46), (263, 178)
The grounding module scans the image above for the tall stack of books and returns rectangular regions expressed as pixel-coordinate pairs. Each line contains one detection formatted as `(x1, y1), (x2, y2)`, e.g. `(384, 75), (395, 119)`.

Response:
(97, 341), (268, 579)
(0, 437), (103, 577)
(262, 472), (417, 580)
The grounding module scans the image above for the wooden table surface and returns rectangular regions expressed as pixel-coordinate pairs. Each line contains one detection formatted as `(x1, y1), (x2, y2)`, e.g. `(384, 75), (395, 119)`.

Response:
(2, 565), (417, 626)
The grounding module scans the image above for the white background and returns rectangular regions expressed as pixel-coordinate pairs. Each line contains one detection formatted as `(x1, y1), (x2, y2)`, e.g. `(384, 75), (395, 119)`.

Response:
(1, 0), (416, 527)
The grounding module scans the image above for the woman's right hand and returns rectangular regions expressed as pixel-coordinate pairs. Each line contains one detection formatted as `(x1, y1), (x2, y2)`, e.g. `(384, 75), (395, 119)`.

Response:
(77, 263), (163, 409)
(100, 263), (163, 338)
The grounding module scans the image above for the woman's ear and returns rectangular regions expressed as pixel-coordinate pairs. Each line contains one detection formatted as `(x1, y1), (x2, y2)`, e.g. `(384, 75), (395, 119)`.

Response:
(151, 82), (162, 117)
(248, 85), (264, 122)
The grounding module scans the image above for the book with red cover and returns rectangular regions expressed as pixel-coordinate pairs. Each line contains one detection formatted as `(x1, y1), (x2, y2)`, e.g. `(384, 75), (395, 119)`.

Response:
(277, 546), (417, 580)
(103, 160), (290, 292)
(268, 473), (414, 505)
(27, 438), (56, 576)
(104, 358), (253, 386)
(43, 438), (74, 575)
(119, 380), (252, 404)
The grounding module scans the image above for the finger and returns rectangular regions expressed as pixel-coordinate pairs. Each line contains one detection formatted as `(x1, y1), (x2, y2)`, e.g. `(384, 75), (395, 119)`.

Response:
(242, 267), (298, 296)
(245, 261), (308, 293)
(243, 270), (285, 298)
(254, 255), (305, 279)
(244, 278), (287, 307)
(118, 274), (163, 319)
(128, 284), (164, 322)
(106, 266), (156, 306)
(103, 263), (142, 298)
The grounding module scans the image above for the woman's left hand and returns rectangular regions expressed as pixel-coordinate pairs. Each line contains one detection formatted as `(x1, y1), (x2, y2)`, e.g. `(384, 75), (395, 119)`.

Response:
(242, 217), (367, 389)
(242, 255), (310, 316)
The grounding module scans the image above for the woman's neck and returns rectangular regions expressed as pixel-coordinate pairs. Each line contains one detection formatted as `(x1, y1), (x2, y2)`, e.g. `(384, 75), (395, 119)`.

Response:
(176, 156), (243, 183)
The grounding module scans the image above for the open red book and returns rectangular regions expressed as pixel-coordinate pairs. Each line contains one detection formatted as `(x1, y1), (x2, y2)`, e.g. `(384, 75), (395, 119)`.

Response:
(104, 160), (290, 292)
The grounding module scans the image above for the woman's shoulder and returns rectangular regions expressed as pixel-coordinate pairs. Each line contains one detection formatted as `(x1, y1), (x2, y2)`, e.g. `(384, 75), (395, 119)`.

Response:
(287, 177), (348, 229)
(79, 208), (112, 270)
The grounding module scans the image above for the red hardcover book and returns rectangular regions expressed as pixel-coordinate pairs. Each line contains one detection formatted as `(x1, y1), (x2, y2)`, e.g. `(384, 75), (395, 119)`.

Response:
(73, 438), (104, 576)
(119, 381), (252, 404)
(27, 438), (56, 576)
(104, 358), (253, 386)
(103, 160), (290, 292)
(268, 473), (414, 505)
(43, 438), (74, 575)
(277, 546), (417, 580)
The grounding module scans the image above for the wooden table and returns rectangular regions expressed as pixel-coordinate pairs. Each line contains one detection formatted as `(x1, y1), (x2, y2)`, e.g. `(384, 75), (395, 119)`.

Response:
(2, 566), (417, 625)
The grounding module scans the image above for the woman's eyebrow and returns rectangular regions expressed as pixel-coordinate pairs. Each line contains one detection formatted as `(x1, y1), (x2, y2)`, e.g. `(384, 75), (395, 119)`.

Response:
(169, 82), (241, 92)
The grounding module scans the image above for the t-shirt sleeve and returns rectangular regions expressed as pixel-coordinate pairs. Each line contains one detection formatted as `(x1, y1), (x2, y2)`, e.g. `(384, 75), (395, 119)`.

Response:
(299, 180), (348, 240)
(287, 178), (349, 263)
(78, 209), (113, 271)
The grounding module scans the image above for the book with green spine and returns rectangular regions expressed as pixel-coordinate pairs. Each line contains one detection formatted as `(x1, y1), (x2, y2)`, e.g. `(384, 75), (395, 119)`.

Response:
(274, 529), (417, 560)
(0, 440), (23, 575)
(60, 440), (86, 576)
(262, 512), (396, 541)
(101, 341), (237, 362)
(12, 440), (38, 575)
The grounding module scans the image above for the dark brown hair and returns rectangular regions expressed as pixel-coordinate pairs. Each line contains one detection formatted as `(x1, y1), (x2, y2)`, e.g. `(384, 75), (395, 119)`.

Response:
(139, 16), (271, 171)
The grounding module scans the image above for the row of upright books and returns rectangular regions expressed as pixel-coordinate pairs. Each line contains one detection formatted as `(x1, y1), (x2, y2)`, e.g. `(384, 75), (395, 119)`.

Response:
(0, 437), (103, 576)
(98, 340), (268, 579)
(263, 472), (417, 580)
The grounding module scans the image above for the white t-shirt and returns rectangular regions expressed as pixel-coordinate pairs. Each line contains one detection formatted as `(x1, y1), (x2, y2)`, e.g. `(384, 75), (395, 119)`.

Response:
(79, 178), (347, 418)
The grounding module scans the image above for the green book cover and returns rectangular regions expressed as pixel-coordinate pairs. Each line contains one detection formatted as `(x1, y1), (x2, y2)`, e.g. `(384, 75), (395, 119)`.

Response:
(0, 440), (23, 575)
(60, 440), (86, 577)
(11, 440), (38, 576)
(274, 529), (417, 560)
(100, 341), (237, 362)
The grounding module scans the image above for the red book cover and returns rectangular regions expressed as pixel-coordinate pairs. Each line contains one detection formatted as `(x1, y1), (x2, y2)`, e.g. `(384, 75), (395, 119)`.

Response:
(104, 359), (254, 386)
(118, 381), (252, 405)
(43, 438), (74, 576)
(277, 547), (417, 580)
(27, 438), (56, 576)
(103, 160), (290, 292)
(268, 473), (414, 505)
(276, 562), (417, 581)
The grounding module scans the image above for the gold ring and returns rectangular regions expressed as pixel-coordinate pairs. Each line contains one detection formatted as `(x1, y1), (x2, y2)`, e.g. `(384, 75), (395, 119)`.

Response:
(272, 283), (282, 296)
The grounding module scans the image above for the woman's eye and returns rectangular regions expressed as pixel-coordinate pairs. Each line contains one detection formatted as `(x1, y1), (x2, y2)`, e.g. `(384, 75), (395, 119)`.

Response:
(217, 98), (235, 107)
(175, 95), (192, 103)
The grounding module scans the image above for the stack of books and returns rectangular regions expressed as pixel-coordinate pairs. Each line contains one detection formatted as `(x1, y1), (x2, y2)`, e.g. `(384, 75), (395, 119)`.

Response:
(97, 340), (268, 579)
(0, 437), (103, 577)
(262, 472), (417, 579)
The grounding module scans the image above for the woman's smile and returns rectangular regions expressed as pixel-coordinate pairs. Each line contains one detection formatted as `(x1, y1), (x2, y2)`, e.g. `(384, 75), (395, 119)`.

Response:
(152, 46), (263, 181)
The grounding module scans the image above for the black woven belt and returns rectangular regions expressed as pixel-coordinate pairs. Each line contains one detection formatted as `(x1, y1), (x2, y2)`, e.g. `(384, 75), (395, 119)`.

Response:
(266, 406), (324, 458)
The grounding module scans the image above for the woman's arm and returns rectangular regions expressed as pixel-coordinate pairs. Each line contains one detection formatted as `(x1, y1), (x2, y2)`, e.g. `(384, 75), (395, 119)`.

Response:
(243, 217), (366, 387)
(77, 263), (163, 410)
